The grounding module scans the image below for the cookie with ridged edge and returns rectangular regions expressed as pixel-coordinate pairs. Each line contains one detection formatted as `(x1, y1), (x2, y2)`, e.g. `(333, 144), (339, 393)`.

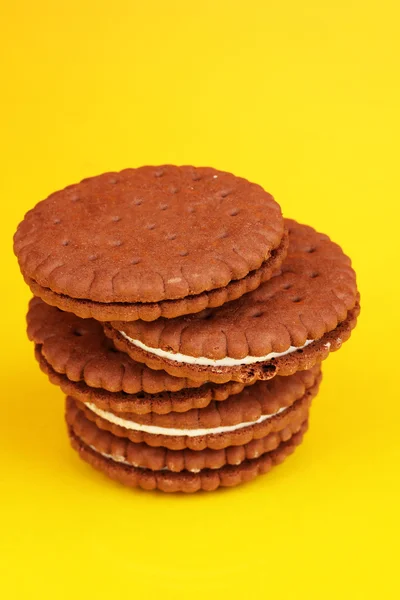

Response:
(26, 235), (288, 323)
(81, 365), (320, 432)
(74, 369), (320, 450)
(106, 220), (360, 384)
(14, 166), (288, 322)
(67, 397), (308, 473)
(28, 297), (245, 414)
(68, 420), (308, 493)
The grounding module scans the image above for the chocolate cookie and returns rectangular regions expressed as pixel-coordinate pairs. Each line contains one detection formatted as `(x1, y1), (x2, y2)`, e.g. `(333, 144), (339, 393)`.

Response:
(67, 397), (308, 473)
(14, 166), (288, 321)
(71, 366), (321, 450)
(68, 414), (309, 493)
(106, 219), (360, 383)
(28, 297), (245, 415)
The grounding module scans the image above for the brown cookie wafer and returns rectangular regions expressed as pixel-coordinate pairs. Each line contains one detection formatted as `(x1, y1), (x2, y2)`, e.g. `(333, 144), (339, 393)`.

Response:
(67, 396), (307, 473)
(107, 219), (360, 383)
(68, 419), (308, 493)
(14, 166), (288, 321)
(28, 298), (245, 414)
(75, 367), (321, 450)
(67, 396), (309, 473)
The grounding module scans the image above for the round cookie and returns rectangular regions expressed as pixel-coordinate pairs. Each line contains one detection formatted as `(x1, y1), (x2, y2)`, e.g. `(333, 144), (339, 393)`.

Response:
(28, 297), (246, 415)
(67, 397), (308, 473)
(72, 366), (321, 450)
(68, 417), (309, 493)
(14, 166), (288, 321)
(106, 219), (360, 383)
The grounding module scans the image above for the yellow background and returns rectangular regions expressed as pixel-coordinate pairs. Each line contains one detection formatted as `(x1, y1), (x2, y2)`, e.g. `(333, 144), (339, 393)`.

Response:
(1, 1), (399, 598)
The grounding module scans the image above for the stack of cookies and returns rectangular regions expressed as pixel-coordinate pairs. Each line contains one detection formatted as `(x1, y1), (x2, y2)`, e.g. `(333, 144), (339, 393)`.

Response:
(14, 166), (359, 493)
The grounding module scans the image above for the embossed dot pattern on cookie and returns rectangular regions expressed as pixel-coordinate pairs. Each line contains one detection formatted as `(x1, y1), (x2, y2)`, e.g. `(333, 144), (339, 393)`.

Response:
(27, 297), (247, 414)
(14, 166), (286, 308)
(14, 165), (360, 494)
(107, 219), (359, 383)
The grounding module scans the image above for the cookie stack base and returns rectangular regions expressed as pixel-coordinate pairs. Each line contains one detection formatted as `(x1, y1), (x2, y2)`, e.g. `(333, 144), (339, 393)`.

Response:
(67, 409), (309, 493)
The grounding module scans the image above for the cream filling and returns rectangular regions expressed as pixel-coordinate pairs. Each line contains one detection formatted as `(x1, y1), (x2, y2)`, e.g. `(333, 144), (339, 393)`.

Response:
(89, 446), (131, 466)
(85, 402), (288, 437)
(119, 331), (314, 367)
(89, 446), (174, 471)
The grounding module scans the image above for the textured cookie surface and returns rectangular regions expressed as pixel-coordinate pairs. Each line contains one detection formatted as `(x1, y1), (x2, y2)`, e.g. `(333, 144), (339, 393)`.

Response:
(74, 368), (320, 450)
(68, 418), (308, 493)
(28, 298), (245, 414)
(25, 233), (288, 322)
(107, 219), (359, 383)
(67, 397), (308, 473)
(14, 166), (286, 319)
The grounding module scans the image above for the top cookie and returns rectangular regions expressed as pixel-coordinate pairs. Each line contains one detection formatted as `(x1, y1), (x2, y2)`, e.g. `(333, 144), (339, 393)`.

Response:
(14, 166), (287, 321)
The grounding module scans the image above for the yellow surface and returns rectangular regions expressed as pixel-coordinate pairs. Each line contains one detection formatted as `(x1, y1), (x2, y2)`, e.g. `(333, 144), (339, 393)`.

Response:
(1, 1), (399, 598)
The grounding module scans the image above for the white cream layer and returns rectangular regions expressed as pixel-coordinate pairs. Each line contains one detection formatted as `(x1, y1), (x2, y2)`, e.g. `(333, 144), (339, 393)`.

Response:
(89, 446), (173, 471)
(89, 445), (131, 466)
(119, 331), (314, 367)
(85, 402), (288, 437)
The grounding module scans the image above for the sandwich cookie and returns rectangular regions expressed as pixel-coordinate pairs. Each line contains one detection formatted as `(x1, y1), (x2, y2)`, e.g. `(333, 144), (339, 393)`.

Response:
(67, 397), (308, 474)
(14, 166), (288, 322)
(106, 220), (360, 384)
(68, 411), (309, 492)
(27, 298), (245, 415)
(70, 365), (321, 450)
